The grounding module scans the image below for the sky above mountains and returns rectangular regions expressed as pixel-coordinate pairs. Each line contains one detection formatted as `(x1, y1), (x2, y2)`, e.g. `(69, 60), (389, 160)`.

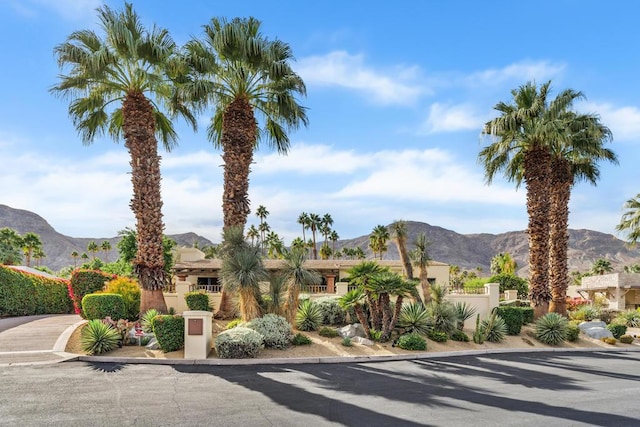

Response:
(0, 0), (638, 244)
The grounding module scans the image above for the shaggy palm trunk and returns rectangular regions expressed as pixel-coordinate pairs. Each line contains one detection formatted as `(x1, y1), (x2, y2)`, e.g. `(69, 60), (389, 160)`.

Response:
(395, 237), (413, 280)
(524, 146), (552, 318)
(353, 303), (371, 339)
(548, 158), (572, 316)
(380, 293), (394, 342)
(384, 294), (404, 342)
(366, 292), (382, 331)
(122, 90), (167, 314)
(286, 286), (300, 328)
(420, 268), (431, 304)
(239, 287), (261, 322)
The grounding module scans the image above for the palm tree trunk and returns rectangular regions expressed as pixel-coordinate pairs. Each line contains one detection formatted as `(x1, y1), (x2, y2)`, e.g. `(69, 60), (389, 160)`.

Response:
(287, 287), (300, 327)
(524, 147), (552, 318)
(221, 96), (257, 230)
(420, 268), (431, 304)
(385, 294), (404, 341)
(548, 158), (571, 316)
(396, 238), (413, 280)
(380, 292), (393, 341)
(239, 288), (261, 321)
(353, 304), (370, 339)
(122, 90), (167, 314)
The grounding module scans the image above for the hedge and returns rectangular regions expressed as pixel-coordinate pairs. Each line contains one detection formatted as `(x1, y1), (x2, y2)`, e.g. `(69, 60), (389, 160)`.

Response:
(495, 307), (524, 335)
(184, 291), (211, 312)
(81, 293), (126, 321)
(153, 315), (185, 352)
(0, 266), (73, 316)
(104, 277), (141, 320)
(69, 269), (116, 317)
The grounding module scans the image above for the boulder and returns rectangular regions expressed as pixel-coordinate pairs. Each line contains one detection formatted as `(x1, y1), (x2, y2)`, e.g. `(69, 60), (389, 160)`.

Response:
(337, 323), (366, 339)
(583, 327), (613, 339)
(578, 321), (606, 332)
(352, 336), (374, 346)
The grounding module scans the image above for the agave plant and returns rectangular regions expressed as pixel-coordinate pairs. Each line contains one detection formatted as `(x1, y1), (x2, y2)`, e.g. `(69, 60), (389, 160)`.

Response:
(535, 312), (569, 345)
(454, 301), (478, 331)
(614, 310), (640, 328)
(426, 300), (458, 335)
(141, 309), (160, 333)
(398, 302), (432, 335)
(481, 312), (508, 343)
(296, 299), (323, 331)
(81, 319), (121, 355)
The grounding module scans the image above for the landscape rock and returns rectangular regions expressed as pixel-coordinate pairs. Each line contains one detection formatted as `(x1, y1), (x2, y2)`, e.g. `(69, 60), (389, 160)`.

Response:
(352, 336), (374, 346)
(337, 324), (366, 339)
(578, 321), (606, 332)
(145, 338), (160, 350)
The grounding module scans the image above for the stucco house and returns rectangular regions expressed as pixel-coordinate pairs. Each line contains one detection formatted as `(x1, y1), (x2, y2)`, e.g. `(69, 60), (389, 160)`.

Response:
(578, 272), (640, 310)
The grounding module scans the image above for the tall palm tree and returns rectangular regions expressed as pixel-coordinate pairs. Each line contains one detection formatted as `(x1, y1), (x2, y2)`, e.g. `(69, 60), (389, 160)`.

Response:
(329, 230), (339, 258)
(281, 248), (321, 327)
(290, 237), (306, 251)
(71, 251), (79, 268)
(0, 228), (23, 266)
(21, 232), (42, 267)
(321, 213), (334, 246)
(51, 3), (195, 313)
(617, 194), (640, 247)
(246, 225), (259, 247)
(410, 232), (431, 304)
(87, 241), (99, 260)
(184, 17), (308, 230)
(101, 241), (112, 262)
(256, 205), (269, 228)
(391, 220), (413, 279)
(297, 212), (309, 245)
(591, 259), (613, 275)
(307, 213), (322, 259)
(479, 80), (582, 318)
(369, 225), (390, 260)
(547, 111), (616, 315)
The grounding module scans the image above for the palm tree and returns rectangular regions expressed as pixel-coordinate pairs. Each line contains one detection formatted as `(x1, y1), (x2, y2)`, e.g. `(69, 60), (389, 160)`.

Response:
(319, 244), (332, 260)
(33, 247), (46, 267)
(321, 213), (334, 246)
(246, 225), (259, 247)
(21, 232), (42, 267)
(101, 241), (112, 262)
(256, 205), (269, 228)
(410, 232), (431, 304)
(297, 212), (309, 245)
(369, 225), (390, 260)
(490, 252), (518, 275)
(184, 17), (308, 230)
(391, 220), (413, 279)
(329, 230), (339, 258)
(479, 80), (582, 318)
(81, 253), (89, 264)
(307, 213), (322, 259)
(591, 259), (613, 275)
(265, 231), (285, 259)
(71, 251), (79, 268)
(281, 248), (321, 327)
(258, 222), (270, 255)
(220, 245), (267, 321)
(87, 241), (99, 260)
(617, 194), (640, 247)
(547, 111), (616, 315)
(51, 3), (195, 313)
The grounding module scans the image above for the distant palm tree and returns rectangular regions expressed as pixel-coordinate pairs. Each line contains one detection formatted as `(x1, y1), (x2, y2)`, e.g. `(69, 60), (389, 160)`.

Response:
(369, 225), (390, 260)
(591, 259), (613, 275)
(329, 230), (339, 258)
(297, 212), (309, 245)
(87, 241), (99, 260)
(290, 237), (306, 252)
(33, 247), (46, 267)
(21, 232), (42, 267)
(617, 194), (640, 247)
(308, 213), (322, 259)
(246, 225), (259, 247)
(281, 248), (321, 327)
(391, 220), (413, 279)
(71, 251), (79, 268)
(51, 4), (195, 313)
(101, 241), (112, 262)
(184, 17), (308, 229)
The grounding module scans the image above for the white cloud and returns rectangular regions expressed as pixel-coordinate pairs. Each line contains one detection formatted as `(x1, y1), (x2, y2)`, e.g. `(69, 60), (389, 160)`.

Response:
(466, 60), (566, 87)
(420, 103), (485, 134)
(579, 102), (640, 142)
(254, 143), (370, 175)
(296, 51), (427, 106)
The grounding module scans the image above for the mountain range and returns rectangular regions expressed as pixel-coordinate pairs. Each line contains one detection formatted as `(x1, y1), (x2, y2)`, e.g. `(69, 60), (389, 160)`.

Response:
(1, 204), (639, 274)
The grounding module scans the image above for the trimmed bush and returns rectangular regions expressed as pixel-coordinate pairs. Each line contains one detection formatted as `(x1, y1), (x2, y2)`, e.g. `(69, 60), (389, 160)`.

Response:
(153, 315), (185, 352)
(69, 270), (115, 317)
(296, 299), (323, 331)
(184, 291), (212, 312)
(318, 326), (339, 338)
(607, 323), (627, 339)
(292, 333), (312, 345)
(489, 273), (529, 299)
(104, 277), (140, 320)
(225, 318), (244, 330)
(214, 327), (264, 358)
(81, 293), (126, 321)
(246, 314), (293, 349)
(566, 324), (580, 342)
(0, 266), (73, 316)
(450, 329), (470, 342)
(535, 312), (568, 345)
(619, 334), (634, 344)
(81, 319), (121, 355)
(397, 333), (427, 351)
(495, 307), (524, 335)
(140, 309), (160, 333)
(481, 313), (508, 343)
(518, 307), (534, 324)
(316, 297), (347, 325)
(427, 330), (448, 342)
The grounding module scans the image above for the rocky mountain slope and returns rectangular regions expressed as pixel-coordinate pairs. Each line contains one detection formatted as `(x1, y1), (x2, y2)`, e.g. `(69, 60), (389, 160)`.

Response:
(1, 206), (638, 275)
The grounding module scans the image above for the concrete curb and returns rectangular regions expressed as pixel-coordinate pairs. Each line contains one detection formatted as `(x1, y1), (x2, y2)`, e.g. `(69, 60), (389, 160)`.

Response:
(53, 320), (87, 352)
(77, 345), (640, 366)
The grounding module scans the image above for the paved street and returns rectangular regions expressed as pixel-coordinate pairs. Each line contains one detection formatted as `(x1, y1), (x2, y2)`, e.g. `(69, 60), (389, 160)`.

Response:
(0, 351), (638, 426)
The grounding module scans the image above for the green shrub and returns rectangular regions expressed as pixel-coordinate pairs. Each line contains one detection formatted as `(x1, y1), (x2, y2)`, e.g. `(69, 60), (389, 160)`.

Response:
(341, 336), (353, 347)
(450, 329), (469, 342)
(296, 299), (323, 331)
(481, 313), (508, 343)
(398, 302), (431, 335)
(214, 327), (263, 358)
(518, 307), (534, 324)
(225, 318), (244, 330)
(607, 323), (627, 339)
(427, 330), (448, 342)
(566, 324), (580, 342)
(569, 304), (600, 322)
(426, 300), (457, 335)
(369, 329), (383, 342)
(184, 291), (212, 312)
(463, 277), (488, 293)
(488, 273), (529, 299)
(153, 315), (185, 352)
(82, 293), (126, 321)
(246, 314), (293, 349)
(495, 307), (524, 335)
(318, 326), (339, 338)
(292, 333), (312, 345)
(140, 309), (160, 333)
(535, 312), (568, 345)
(0, 266), (73, 316)
(397, 333), (427, 351)
(619, 334), (634, 344)
(70, 270), (115, 317)
(104, 277), (140, 320)
(81, 319), (121, 355)
(316, 297), (347, 325)
(614, 310), (640, 328)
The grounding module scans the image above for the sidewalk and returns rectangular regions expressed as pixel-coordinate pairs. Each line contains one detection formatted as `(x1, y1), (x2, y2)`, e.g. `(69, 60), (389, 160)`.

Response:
(0, 314), (83, 366)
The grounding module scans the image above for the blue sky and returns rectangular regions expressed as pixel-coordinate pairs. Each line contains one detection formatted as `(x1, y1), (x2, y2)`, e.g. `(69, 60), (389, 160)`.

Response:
(1, 0), (639, 245)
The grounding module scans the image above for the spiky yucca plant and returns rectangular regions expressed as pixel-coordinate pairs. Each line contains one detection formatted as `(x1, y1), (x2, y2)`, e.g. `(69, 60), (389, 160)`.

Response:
(454, 301), (478, 330)
(141, 309), (160, 333)
(296, 299), (323, 331)
(398, 302), (431, 335)
(481, 312), (508, 343)
(614, 310), (640, 328)
(81, 319), (121, 355)
(535, 312), (568, 345)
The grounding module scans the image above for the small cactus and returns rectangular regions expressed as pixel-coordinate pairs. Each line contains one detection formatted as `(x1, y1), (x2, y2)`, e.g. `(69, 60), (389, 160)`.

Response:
(473, 314), (485, 344)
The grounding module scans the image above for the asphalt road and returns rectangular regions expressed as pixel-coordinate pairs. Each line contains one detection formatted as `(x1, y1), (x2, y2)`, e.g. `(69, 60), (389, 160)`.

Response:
(0, 351), (639, 426)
